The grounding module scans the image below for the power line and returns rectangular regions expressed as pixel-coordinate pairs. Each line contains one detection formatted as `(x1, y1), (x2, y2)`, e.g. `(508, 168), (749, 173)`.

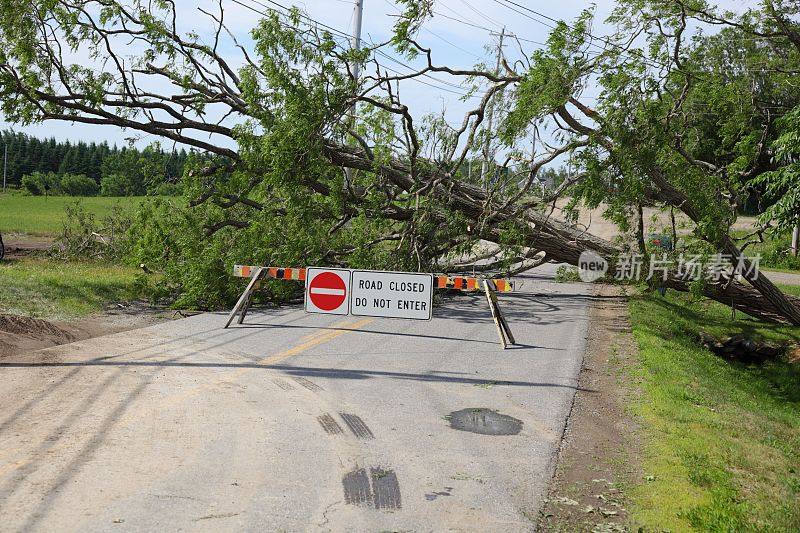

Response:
(432, 9), (489, 32)
(373, 49), (478, 96)
(431, 9), (547, 47)
(422, 27), (484, 60)
(231, 0), (479, 98)
(495, 0), (562, 27)
(230, 0), (350, 44)
(435, 1), (486, 29)
(381, 0), (485, 60)
(247, 0), (354, 40)
(454, 0), (506, 30)
(489, 0), (668, 71)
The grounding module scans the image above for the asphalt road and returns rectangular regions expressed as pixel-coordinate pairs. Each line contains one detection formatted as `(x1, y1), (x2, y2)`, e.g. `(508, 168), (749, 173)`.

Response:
(0, 267), (591, 532)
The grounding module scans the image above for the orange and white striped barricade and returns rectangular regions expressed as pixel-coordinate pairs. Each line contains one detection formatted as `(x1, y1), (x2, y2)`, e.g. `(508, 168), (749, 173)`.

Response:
(227, 265), (515, 347)
(434, 275), (513, 293)
(225, 266), (306, 328)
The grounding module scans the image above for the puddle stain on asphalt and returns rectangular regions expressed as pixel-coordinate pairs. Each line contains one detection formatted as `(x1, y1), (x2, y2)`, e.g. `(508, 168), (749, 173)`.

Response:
(317, 413), (343, 435)
(447, 408), (523, 436)
(339, 413), (374, 439)
(341, 467), (402, 510)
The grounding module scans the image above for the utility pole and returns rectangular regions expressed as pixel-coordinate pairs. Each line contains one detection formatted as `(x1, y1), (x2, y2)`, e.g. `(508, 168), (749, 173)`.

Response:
(2, 142), (6, 193)
(481, 27), (505, 186)
(352, 0), (364, 81)
(792, 222), (799, 257)
(344, 0), (365, 191)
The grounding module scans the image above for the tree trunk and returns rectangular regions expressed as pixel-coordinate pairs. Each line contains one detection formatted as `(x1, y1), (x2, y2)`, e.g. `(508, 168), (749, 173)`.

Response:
(643, 166), (800, 325)
(636, 204), (646, 255)
(325, 142), (800, 324)
(722, 235), (800, 324)
(670, 207), (677, 250)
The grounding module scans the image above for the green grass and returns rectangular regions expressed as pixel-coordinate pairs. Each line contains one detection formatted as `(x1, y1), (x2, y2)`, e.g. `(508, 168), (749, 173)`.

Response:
(628, 290), (800, 531)
(0, 191), (151, 236)
(732, 229), (800, 272)
(0, 258), (143, 319)
(780, 284), (800, 297)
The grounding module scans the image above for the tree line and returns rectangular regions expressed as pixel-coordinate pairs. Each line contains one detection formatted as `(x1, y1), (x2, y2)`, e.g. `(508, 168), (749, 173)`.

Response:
(1, 130), (190, 196)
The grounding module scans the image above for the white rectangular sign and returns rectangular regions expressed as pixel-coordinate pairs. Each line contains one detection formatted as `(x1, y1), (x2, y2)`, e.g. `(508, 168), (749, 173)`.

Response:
(350, 270), (433, 320)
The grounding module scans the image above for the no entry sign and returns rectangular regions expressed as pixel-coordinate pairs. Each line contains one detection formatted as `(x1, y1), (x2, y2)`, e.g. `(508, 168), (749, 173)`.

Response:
(305, 268), (351, 315)
(350, 270), (433, 320)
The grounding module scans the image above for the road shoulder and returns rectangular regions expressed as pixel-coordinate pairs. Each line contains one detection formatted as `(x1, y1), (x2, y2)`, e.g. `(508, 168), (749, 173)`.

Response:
(538, 284), (641, 532)
(0, 304), (170, 359)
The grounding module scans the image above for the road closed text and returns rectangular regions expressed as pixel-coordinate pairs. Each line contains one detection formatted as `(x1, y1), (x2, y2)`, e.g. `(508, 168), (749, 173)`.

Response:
(350, 271), (434, 320)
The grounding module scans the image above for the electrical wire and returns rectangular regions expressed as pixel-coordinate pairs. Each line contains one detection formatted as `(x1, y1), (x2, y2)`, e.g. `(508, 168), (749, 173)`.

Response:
(380, 0), (485, 60)
(230, 0), (480, 98)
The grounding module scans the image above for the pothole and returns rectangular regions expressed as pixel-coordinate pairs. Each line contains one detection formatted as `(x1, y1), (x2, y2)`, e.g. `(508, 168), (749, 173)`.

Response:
(447, 408), (523, 435)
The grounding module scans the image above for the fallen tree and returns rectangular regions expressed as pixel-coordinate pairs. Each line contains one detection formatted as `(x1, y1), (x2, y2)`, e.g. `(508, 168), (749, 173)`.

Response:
(327, 139), (800, 324)
(0, 0), (798, 322)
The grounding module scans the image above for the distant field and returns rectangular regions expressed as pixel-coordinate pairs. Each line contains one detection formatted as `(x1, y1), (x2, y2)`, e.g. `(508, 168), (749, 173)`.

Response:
(0, 193), (153, 236)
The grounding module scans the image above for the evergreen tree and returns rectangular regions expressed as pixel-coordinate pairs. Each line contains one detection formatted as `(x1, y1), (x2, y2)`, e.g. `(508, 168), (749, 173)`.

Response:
(58, 147), (74, 175)
(1, 129), (193, 191)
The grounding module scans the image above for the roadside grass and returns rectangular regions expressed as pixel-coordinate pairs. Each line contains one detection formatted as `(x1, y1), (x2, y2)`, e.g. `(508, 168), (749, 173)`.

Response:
(0, 257), (143, 319)
(780, 284), (800, 297)
(732, 229), (800, 272)
(0, 192), (153, 236)
(628, 290), (800, 531)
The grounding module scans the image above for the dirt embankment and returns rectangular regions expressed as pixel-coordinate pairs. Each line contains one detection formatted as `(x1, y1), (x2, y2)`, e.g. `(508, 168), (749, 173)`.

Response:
(1, 234), (55, 260)
(0, 305), (169, 359)
(538, 285), (642, 532)
(0, 315), (79, 358)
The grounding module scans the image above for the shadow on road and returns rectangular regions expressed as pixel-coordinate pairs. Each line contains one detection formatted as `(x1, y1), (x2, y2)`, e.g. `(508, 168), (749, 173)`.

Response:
(0, 360), (595, 392)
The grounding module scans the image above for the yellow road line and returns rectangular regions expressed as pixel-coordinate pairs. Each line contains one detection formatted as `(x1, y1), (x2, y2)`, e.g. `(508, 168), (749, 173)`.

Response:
(297, 318), (357, 342)
(258, 317), (374, 366)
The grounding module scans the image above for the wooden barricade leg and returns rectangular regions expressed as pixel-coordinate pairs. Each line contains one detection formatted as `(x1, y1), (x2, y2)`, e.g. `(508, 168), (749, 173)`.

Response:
(498, 310), (515, 346)
(225, 267), (265, 328)
(483, 279), (511, 349)
(238, 285), (256, 325)
(492, 280), (516, 345)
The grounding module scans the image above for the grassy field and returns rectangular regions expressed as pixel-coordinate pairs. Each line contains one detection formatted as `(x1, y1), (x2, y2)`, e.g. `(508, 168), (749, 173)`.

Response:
(0, 258), (143, 319)
(0, 191), (151, 236)
(628, 290), (800, 531)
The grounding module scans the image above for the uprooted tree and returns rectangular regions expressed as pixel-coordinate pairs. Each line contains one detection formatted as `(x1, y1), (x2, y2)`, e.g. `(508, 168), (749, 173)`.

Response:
(1, 0), (799, 322)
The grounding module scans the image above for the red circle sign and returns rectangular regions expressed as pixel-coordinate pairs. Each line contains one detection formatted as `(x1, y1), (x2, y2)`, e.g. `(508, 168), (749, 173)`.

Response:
(309, 271), (347, 311)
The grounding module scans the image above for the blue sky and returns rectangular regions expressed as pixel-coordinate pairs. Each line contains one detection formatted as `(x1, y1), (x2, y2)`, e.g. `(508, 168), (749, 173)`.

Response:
(0, 0), (756, 149)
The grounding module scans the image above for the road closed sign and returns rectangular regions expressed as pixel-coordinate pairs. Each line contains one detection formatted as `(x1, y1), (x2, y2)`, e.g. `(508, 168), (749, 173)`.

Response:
(350, 270), (433, 320)
(305, 267), (351, 315)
